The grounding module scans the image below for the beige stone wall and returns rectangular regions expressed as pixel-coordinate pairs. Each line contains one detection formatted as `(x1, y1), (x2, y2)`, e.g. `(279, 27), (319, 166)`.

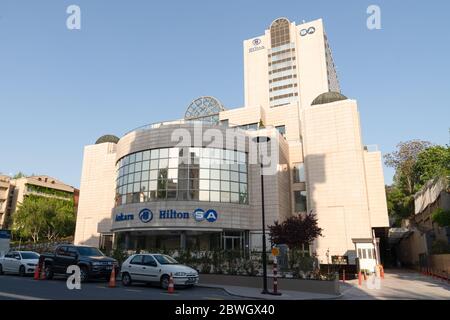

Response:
(364, 151), (389, 228)
(74, 142), (117, 247)
(302, 99), (375, 263)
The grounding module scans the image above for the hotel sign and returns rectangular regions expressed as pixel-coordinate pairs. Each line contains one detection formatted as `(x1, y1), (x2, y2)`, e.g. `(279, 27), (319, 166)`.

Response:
(115, 208), (218, 224)
(249, 38), (265, 53)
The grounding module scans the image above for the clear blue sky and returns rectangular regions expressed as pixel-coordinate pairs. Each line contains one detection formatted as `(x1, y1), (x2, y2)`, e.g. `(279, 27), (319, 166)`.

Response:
(0, 0), (449, 188)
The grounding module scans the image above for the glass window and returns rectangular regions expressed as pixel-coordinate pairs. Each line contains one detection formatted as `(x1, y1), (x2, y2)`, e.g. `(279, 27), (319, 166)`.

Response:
(150, 149), (159, 159)
(293, 163), (305, 183)
(230, 171), (239, 182)
(210, 169), (220, 180)
(168, 158), (178, 168)
(276, 125), (286, 136)
(230, 192), (239, 203)
(169, 148), (179, 158)
(149, 180), (157, 191)
(221, 170), (230, 181)
(200, 169), (209, 179)
(189, 190), (199, 200)
(221, 181), (230, 191)
(115, 147), (248, 206)
(210, 180), (220, 191)
(210, 191), (220, 202)
(159, 148), (169, 158)
(221, 192), (230, 203)
(199, 179), (210, 190)
(159, 158), (169, 169)
(129, 153), (136, 164)
(199, 190), (209, 201)
(294, 191), (307, 212)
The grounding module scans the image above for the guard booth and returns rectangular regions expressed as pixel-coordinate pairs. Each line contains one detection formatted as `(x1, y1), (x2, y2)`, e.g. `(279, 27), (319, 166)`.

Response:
(0, 230), (11, 257)
(353, 238), (378, 274)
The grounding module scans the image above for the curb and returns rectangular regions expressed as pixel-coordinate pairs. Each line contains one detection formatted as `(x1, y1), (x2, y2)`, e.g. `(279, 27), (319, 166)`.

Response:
(197, 284), (342, 300)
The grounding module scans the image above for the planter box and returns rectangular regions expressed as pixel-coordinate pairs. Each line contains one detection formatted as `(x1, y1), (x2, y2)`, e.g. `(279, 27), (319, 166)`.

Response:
(199, 274), (339, 295)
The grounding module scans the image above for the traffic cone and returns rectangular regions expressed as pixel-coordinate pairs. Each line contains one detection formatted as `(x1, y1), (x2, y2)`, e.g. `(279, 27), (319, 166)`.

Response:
(380, 265), (384, 279)
(108, 267), (116, 288)
(358, 271), (362, 286)
(168, 273), (174, 294)
(33, 263), (40, 280)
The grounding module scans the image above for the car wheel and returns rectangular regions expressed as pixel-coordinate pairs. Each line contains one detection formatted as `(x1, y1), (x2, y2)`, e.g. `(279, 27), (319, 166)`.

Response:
(160, 275), (170, 290)
(80, 266), (89, 283)
(44, 264), (54, 280)
(122, 272), (132, 286)
(0, 264), (3, 275)
(19, 265), (26, 277)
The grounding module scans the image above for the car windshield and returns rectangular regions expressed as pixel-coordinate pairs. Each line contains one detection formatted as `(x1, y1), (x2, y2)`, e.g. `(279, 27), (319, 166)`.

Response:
(20, 252), (39, 259)
(153, 254), (178, 265)
(77, 247), (104, 257)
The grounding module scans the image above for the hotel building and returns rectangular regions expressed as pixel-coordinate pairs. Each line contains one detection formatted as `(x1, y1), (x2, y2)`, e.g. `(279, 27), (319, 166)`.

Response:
(74, 18), (389, 267)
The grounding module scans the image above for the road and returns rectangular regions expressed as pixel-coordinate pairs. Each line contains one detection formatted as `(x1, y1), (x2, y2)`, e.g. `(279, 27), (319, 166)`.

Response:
(0, 274), (244, 300)
(339, 269), (450, 300)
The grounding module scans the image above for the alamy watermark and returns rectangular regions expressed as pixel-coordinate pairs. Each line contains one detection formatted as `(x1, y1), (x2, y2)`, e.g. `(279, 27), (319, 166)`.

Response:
(66, 5), (81, 30)
(367, 5), (382, 30)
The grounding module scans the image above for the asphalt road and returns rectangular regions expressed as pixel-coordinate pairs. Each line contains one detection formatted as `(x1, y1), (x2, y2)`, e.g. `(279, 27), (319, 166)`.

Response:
(0, 274), (244, 300)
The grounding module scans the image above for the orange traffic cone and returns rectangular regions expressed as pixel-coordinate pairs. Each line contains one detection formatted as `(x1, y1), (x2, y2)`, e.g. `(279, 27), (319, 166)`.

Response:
(168, 273), (174, 294)
(108, 267), (116, 288)
(33, 263), (40, 280)
(380, 265), (384, 279)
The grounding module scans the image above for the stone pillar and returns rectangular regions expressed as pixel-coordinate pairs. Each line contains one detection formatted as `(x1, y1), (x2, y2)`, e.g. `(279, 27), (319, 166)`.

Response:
(180, 231), (187, 250)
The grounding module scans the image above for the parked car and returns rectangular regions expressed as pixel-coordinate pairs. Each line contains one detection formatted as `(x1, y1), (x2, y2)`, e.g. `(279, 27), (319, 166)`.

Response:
(121, 253), (199, 289)
(0, 251), (40, 276)
(40, 245), (118, 282)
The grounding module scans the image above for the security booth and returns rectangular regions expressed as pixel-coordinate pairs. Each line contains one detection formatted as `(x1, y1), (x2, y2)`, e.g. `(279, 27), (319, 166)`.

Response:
(352, 238), (378, 274)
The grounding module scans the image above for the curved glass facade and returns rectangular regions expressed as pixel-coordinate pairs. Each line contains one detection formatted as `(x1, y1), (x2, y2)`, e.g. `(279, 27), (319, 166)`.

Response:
(115, 147), (248, 206)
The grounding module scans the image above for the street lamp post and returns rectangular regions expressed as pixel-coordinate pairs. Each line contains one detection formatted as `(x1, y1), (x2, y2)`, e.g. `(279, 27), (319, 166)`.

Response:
(253, 135), (270, 295)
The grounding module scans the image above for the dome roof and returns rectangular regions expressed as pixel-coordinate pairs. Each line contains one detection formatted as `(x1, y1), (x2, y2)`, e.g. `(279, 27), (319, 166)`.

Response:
(95, 135), (119, 144)
(311, 92), (348, 106)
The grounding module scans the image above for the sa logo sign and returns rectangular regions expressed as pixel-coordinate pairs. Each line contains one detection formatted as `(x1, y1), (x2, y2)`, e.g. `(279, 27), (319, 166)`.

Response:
(193, 209), (218, 222)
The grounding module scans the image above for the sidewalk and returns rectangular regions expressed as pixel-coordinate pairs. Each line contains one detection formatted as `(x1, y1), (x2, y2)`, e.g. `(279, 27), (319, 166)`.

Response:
(198, 283), (341, 300)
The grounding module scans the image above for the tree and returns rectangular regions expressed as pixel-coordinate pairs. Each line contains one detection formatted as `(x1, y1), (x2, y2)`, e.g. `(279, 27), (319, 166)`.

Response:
(384, 140), (432, 195)
(431, 208), (450, 228)
(12, 172), (28, 179)
(413, 146), (450, 188)
(268, 213), (323, 249)
(13, 195), (76, 242)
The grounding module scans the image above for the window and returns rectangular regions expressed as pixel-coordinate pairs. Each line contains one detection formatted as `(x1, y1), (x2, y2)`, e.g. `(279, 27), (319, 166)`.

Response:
(294, 191), (307, 212)
(115, 147), (249, 205)
(143, 255), (157, 266)
(275, 125), (286, 136)
(130, 255), (144, 265)
(293, 163), (305, 183)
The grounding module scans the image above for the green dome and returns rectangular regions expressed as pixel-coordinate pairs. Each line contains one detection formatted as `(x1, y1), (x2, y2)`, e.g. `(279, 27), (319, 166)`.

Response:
(95, 135), (119, 144)
(311, 92), (348, 106)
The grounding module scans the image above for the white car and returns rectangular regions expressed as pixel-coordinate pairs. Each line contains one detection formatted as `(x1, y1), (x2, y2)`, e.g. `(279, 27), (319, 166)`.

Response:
(121, 253), (199, 289)
(0, 251), (40, 276)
